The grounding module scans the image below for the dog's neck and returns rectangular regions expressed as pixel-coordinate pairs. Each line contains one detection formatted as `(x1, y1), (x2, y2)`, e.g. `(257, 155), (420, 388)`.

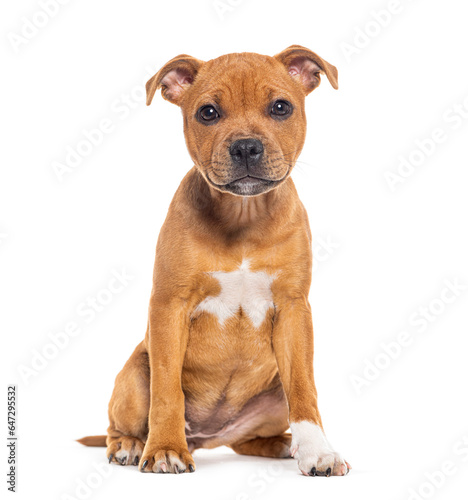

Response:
(183, 167), (296, 235)
(208, 187), (278, 227)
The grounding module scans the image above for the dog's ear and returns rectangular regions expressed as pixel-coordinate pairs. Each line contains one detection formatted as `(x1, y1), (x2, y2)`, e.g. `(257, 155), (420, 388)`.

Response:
(146, 54), (204, 106)
(274, 45), (338, 94)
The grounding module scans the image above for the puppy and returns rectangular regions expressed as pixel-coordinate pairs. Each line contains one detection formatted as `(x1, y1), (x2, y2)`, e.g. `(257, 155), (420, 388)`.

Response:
(78, 45), (350, 477)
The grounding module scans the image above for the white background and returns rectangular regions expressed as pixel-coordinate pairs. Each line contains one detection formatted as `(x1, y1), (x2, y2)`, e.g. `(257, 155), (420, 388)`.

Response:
(2, 0), (468, 499)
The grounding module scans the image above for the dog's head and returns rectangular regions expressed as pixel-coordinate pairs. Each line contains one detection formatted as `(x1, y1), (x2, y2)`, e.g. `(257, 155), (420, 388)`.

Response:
(146, 46), (338, 197)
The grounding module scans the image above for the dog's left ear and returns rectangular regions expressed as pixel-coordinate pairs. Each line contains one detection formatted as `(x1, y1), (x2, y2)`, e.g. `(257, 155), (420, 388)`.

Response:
(274, 45), (338, 93)
(146, 54), (204, 106)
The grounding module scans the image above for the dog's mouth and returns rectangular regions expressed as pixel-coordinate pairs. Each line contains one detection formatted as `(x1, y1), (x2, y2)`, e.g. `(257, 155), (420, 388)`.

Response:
(206, 173), (288, 197)
(225, 175), (277, 196)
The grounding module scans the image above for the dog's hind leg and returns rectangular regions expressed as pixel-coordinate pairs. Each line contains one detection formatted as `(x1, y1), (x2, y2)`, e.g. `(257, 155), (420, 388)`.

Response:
(230, 433), (292, 458)
(106, 341), (150, 466)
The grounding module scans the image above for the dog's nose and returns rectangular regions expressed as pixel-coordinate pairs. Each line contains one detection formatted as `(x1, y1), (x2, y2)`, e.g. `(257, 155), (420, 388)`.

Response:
(229, 139), (264, 168)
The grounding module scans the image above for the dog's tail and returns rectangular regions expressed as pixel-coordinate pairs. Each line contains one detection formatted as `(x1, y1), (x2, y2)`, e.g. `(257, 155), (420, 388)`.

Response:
(76, 435), (107, 447)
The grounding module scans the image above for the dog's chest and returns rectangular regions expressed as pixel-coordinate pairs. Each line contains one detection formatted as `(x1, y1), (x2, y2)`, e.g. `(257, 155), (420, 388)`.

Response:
(194, 259), (275, 328)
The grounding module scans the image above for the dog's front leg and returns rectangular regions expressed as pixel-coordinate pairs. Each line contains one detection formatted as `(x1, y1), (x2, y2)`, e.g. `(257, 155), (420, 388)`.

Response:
(139, 298), (195, 474)
(272, 296), (349, 477)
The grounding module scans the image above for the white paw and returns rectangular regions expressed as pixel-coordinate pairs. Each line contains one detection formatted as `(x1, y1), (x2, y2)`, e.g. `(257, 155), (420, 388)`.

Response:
(289, 421), (350, 476)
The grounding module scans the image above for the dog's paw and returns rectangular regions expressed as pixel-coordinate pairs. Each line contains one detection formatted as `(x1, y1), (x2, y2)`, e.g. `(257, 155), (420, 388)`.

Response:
(296, 449), (350, 477)
(289, 422), (351, 477)
(139, 442), (195, 474)
(107, 435), (145, 466)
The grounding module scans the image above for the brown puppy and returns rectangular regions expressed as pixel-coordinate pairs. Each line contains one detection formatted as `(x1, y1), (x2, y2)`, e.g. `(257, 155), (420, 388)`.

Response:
(78, 45), (350, 477)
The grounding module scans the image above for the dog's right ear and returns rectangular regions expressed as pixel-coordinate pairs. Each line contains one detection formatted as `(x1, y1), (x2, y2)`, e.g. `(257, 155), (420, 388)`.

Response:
(146, 54), (204, 106)
(274, 45), (338, 94)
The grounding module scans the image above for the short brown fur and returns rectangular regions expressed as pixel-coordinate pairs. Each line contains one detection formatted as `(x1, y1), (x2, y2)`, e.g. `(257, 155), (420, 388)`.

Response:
(78, 46), (349, 477)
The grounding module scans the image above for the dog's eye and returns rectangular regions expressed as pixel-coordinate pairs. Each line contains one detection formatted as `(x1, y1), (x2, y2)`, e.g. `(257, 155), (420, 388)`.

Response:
(197, 105), (220, 123)
(270, 100), (292, 119)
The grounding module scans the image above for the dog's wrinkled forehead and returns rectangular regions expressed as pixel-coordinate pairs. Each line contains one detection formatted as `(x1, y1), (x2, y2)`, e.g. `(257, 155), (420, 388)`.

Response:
(185, 54), (297, 110)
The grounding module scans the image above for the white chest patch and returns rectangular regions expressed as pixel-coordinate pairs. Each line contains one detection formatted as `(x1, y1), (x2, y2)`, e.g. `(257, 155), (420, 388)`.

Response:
(195, 259), (275, 328)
